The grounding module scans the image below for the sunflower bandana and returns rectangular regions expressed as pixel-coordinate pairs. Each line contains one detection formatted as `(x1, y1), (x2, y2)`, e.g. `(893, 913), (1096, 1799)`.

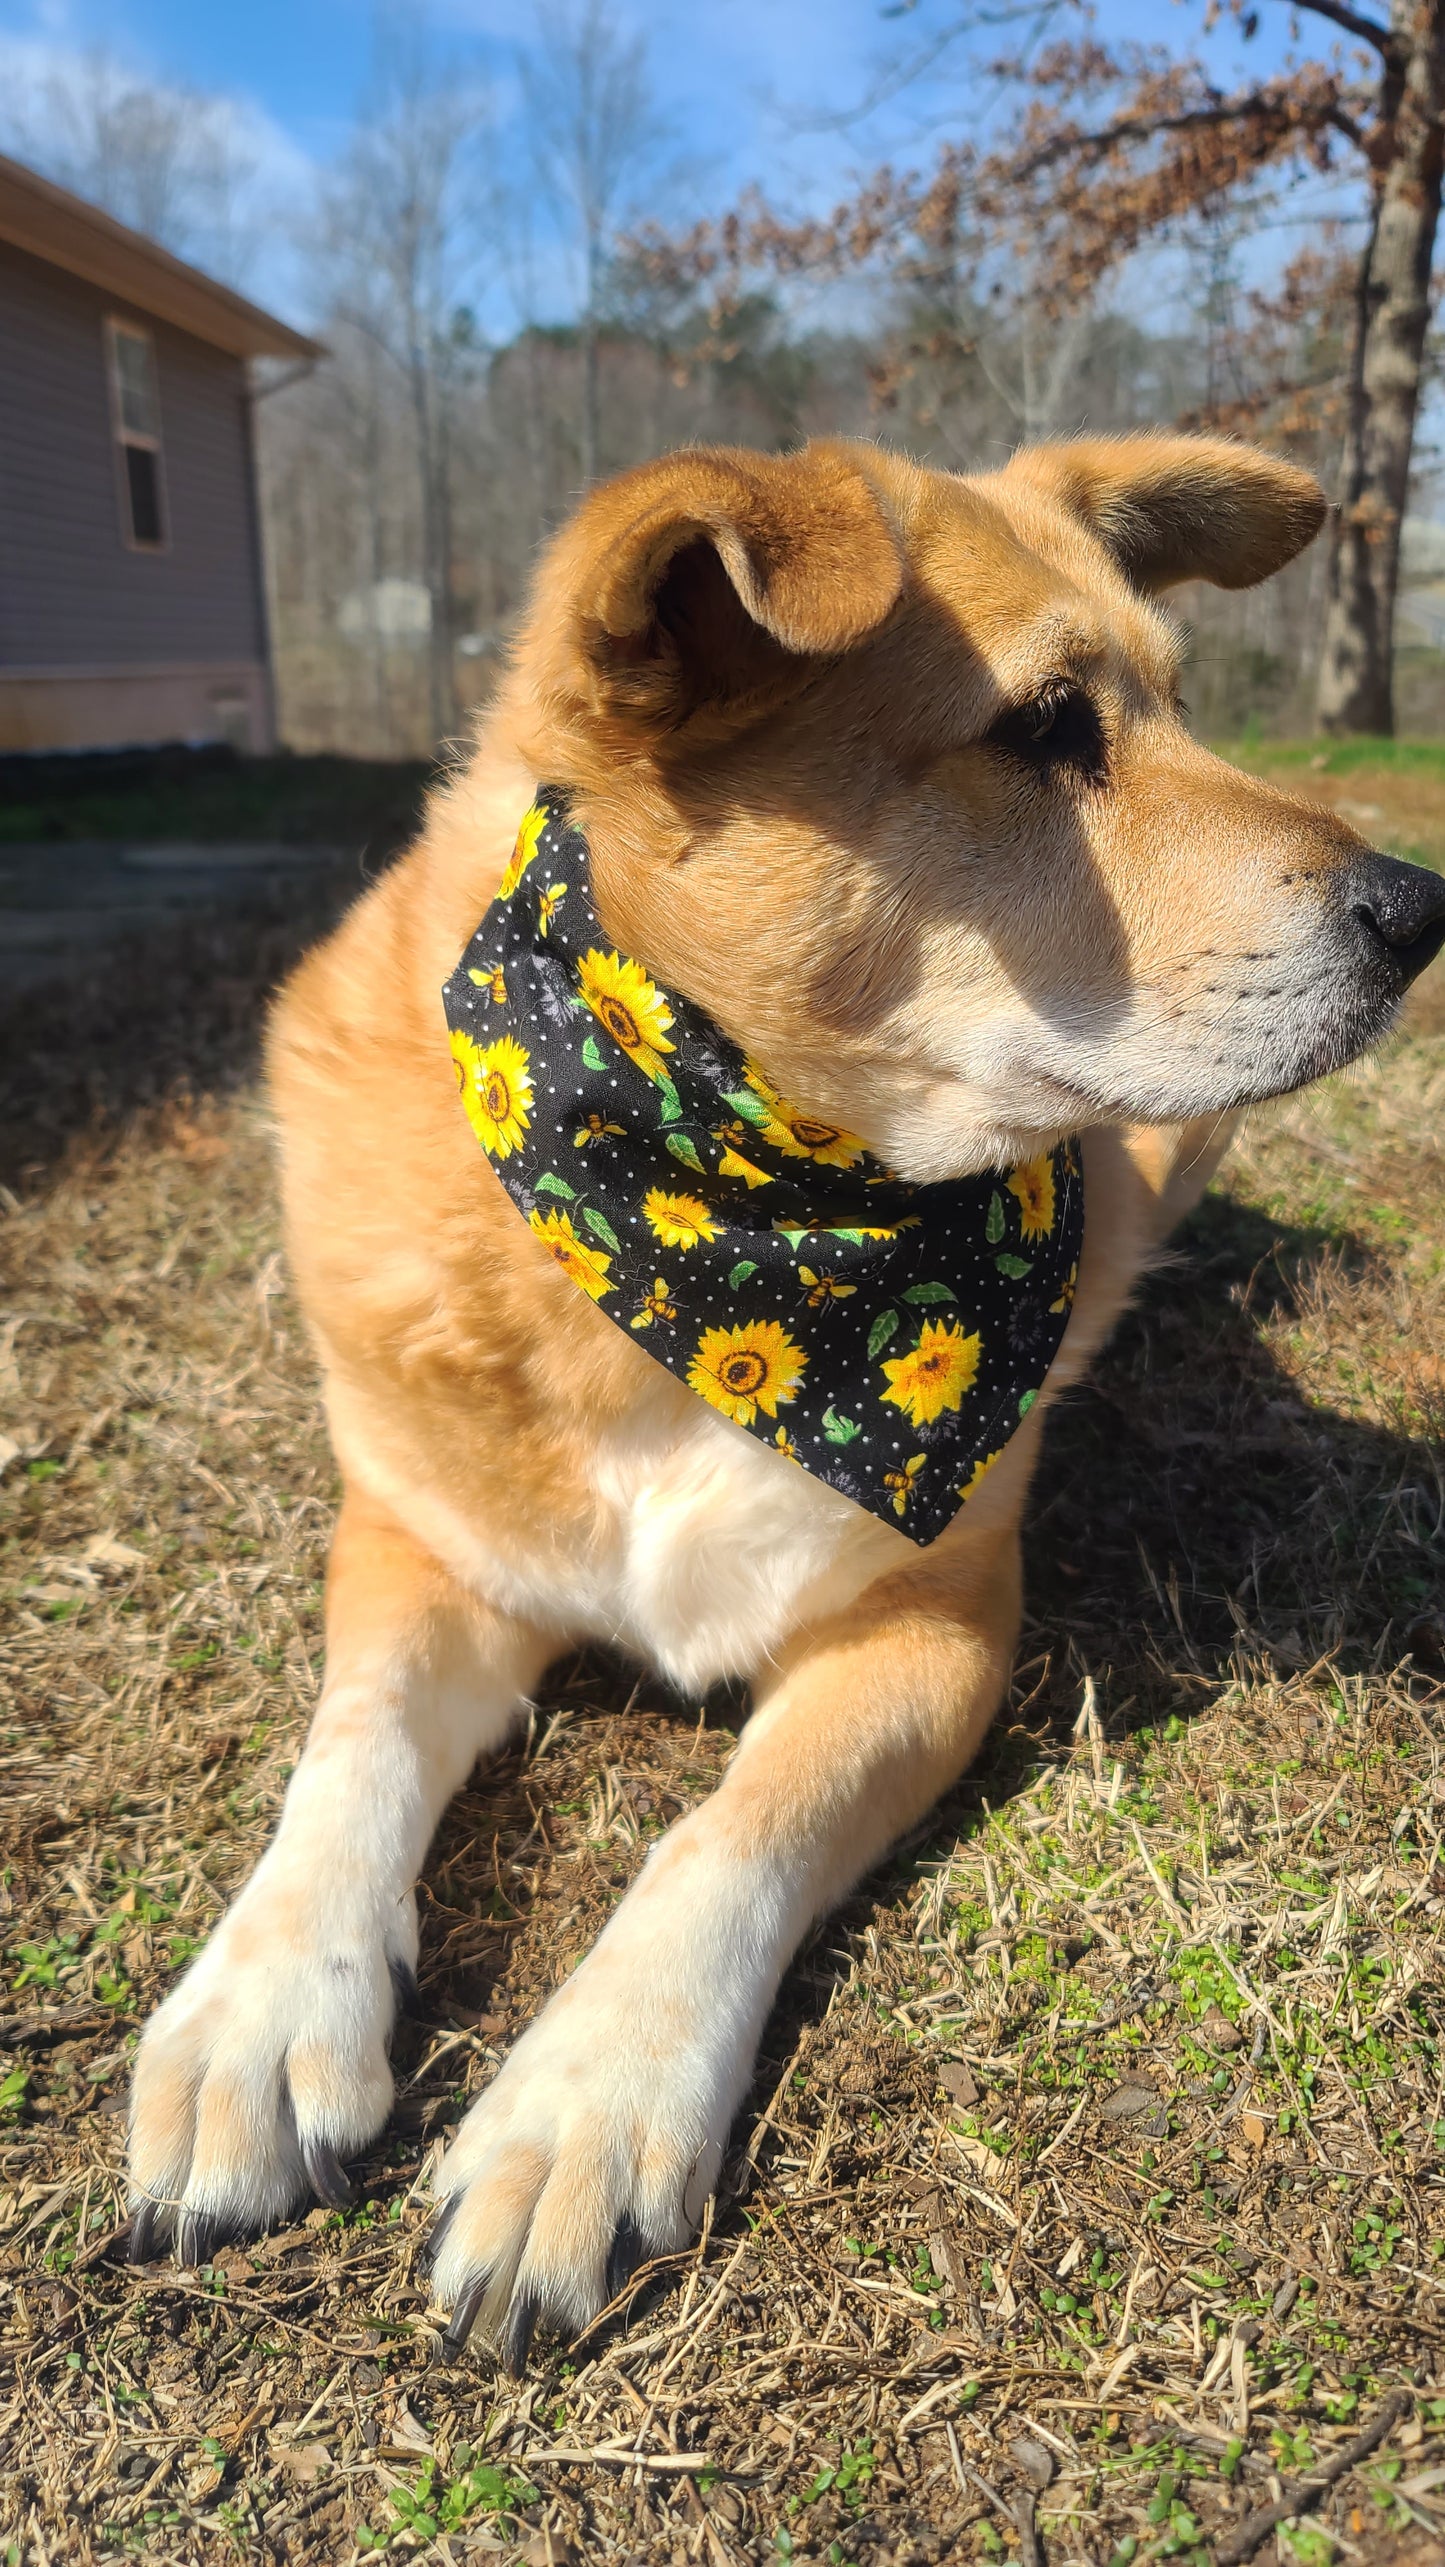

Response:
(442, 787), (1083, 1545)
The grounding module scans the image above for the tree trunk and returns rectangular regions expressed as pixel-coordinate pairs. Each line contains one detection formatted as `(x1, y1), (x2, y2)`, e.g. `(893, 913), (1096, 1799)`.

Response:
(1315, 0), (1444, 735)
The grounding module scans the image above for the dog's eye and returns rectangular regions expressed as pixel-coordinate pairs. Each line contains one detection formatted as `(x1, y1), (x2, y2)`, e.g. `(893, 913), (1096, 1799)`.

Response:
(987, 684), (1105, 782)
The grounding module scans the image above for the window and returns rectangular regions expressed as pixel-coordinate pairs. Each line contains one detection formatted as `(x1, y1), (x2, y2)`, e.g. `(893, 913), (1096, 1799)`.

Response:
(105, 319), (167, 548)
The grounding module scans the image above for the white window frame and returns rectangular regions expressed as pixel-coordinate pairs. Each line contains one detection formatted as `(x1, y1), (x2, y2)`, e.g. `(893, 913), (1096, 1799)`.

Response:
(104, 317), (169, 553)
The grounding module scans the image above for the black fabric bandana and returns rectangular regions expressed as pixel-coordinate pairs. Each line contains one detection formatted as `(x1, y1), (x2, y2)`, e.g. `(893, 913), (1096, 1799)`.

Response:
(442, 787), (1083, 1546)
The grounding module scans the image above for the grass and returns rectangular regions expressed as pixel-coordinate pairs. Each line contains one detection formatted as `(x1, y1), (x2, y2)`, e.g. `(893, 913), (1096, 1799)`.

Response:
(0, 746), (432, 852)
(1, 749), (1444, 2566)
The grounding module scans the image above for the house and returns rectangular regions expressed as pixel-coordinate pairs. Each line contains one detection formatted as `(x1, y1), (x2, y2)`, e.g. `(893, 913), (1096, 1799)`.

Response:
(0, 151), (319, 756)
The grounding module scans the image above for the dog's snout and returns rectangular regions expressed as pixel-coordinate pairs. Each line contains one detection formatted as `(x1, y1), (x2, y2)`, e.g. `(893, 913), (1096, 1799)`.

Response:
(1344, 853), (1445, 987)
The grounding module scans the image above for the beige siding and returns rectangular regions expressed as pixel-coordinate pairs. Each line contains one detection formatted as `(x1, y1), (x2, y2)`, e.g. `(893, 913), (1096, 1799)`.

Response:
(0, 238), (267, 689)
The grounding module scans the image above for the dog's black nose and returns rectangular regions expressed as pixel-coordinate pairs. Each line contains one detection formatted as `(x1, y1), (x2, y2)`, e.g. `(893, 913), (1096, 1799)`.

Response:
(1347, 854), (1445, 986)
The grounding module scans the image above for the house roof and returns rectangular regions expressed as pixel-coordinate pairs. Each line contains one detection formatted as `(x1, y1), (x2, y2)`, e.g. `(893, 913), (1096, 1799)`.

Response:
(0, 150), (321, 362)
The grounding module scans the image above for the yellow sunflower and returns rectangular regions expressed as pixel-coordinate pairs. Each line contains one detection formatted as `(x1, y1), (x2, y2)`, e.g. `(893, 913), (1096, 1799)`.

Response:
(741, 1063), (865, 1169)
(1008, 1155), (1056, 1240)
(577, 948), (676, 1084)
(528, 1207), (613, 1301)
(498, 801), (547, 900)
(452, 1028), (533, 1158)
(880, 1318), (982, 1428)
(715, 1122), (772, 1188)
(643, 1187), (721, 1249)
(884, 1453), (927, 1518)
(958, 1448), (1004, 1503)
(688, 1319), (807, 1425)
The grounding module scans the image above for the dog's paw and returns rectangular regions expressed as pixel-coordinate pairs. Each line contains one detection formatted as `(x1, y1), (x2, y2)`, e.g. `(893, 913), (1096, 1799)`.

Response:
(428, 1829), (782, 2370)
(126, 1862), (416, 2263)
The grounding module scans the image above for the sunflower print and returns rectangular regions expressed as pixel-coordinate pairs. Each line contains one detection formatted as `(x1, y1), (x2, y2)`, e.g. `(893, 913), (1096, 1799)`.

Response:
(880, 1318), (982, 1428)
(741, 1063), (866, 1169)
(715, 1122), (772, 1188)
(498, 800), (547, 900)
(689, 1319), (807, 1425)
(452, 1027), (534, 1159)
(643, 1188), (721, 1250)
(1008, 1156), (1056, 1240)
(577, 948), (676, 1084)
(958, 1447), (1004, 1501)
(441, 786), (1083, 1545)
(528, 1207), (613, 1301)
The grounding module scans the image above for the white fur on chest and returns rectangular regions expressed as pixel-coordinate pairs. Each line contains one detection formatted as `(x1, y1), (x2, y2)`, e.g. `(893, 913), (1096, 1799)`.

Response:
(354, 1381), (911, 1694)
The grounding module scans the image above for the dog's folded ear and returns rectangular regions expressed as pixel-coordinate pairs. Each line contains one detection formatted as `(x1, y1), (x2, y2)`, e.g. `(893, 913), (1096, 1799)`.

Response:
(1000, 432), (1326, 593)
(533, 441), (905, 732)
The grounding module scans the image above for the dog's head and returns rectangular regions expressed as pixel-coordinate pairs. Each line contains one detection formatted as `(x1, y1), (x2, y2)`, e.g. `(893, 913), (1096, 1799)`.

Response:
(499, 434), (1445, 1179)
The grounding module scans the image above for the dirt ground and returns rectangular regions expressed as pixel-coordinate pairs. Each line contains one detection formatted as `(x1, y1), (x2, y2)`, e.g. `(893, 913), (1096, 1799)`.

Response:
(2, 751), (1444, 2567)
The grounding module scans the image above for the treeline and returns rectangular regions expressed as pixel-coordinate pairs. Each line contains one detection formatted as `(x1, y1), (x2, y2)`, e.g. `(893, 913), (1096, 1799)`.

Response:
(257, 278), (1437, 757)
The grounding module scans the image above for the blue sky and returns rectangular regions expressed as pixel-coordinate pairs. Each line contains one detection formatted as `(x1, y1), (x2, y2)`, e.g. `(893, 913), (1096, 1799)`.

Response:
(0, 0), (1355, 327)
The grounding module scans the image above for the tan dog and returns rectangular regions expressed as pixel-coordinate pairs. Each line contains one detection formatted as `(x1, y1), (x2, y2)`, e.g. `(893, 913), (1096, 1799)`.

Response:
(126, 434), (1445, 2370)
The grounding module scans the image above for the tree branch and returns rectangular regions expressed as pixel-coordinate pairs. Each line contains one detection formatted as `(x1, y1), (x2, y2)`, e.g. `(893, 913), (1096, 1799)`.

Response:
(1286, 0), (1392, 56)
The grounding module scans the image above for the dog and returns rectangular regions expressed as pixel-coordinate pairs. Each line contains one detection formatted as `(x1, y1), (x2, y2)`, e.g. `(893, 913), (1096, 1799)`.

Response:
(126, 432), (1445, 2371)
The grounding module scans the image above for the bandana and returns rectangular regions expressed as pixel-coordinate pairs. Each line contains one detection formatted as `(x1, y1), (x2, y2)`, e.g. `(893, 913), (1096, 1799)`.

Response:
(442, 788), (1083, 1545)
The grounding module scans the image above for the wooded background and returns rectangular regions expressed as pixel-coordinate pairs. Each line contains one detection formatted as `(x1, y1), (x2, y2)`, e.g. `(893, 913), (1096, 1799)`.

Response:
(5, 0), (1442, 759)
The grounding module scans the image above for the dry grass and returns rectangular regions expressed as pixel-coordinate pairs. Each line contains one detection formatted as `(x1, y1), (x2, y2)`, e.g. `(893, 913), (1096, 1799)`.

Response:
(3, 778), (1445, 2567)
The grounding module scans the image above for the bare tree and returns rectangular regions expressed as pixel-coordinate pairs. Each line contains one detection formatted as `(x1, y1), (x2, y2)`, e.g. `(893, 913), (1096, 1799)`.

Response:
(638, 0), (1445, 736)
(519, 0), (663, 486)
(0, 44), (262, 283)
(317, 18), (493, 744)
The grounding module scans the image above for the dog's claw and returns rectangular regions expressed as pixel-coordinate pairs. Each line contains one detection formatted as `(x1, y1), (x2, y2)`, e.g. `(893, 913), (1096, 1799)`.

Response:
(127, 2200), (159, 2265)
(606, 2214), (646, 2303)
(388, 1956), (420, 2018)
(442, 2269), (489, 2358)
(500, 2290), (538, 2378)
(426, 2195), (458, 2271)
(303, 2138), (353, 2209)
(176, 2210), (219, 2269)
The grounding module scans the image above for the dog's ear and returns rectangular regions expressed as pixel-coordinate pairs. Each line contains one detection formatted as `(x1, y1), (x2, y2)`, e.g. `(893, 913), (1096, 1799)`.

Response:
(1000, 433), (1326, 592)
(533, 441), (905, 731)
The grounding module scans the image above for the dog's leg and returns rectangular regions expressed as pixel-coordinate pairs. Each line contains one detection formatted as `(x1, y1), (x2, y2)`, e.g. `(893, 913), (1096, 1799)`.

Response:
(127, 1493), (553, 2261)
(430, 1529), (1020, 2369)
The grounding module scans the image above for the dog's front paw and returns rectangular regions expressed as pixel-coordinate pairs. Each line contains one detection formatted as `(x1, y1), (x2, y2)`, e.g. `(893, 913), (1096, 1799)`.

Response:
(126, 1860), (416, 2263)
(429, 1828), (785, 2370)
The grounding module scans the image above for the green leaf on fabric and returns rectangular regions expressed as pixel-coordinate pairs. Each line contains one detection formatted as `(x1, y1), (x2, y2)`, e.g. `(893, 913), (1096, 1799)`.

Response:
(1018, 1387), (1037, 1416)
(774, 1225), (810, 1248)
(581, 1034), (609, 1074)
(581, 1207), (622, 1255)
(823, 1406), (863, 1446)
(724, 1086), (771, 1129)
(902, 1282), (956, 1305)
(985, 1192), (1005, 1244)
(656, 1078), (683, 1124)
(867, 1307), (900, 1361)
(533, 1172), (577, 1200)
(665, 1133), (706, 1173)
(825, 1226), (872, 1246)
(728, 1260), (759, 1288)
(995, 1252), (1032, 1280)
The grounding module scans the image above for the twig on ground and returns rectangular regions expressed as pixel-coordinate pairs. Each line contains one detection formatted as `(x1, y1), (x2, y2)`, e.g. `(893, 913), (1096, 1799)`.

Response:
(1212, 2388), (1413, 2565)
